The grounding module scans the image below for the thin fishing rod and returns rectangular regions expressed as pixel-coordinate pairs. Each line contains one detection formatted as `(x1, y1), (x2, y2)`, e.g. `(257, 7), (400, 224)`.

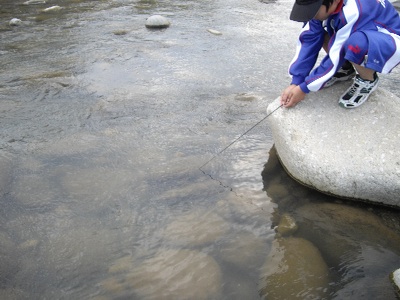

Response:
(199, 103), (283, 170)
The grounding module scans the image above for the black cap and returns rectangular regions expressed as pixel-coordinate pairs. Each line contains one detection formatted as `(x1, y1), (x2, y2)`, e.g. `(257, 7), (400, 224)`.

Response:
(290, 0), (323, 22)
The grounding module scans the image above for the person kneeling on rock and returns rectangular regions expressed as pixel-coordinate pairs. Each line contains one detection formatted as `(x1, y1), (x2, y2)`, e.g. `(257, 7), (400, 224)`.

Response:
(281, 0), (400, 109)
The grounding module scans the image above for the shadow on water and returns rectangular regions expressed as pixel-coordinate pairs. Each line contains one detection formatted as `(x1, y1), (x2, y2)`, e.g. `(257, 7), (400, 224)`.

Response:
(261, 146), (400, 300)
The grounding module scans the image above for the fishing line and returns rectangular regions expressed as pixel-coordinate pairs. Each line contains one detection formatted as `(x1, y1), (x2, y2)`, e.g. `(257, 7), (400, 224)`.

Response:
(199, 103), (283, 172)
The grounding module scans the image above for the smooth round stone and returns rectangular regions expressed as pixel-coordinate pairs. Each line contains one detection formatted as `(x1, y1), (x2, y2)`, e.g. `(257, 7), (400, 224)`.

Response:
(9, 18), (22, 26)
(145, 15), (171, 29)
(43, 6), (62, 12)
(276, 213), (298, 236)
(23, 0), (46, 4)
(126, 249), (222, 299)
(259, 237), (330, 300)
(391, 269), (400, 296)
(163, 209), (229, 247)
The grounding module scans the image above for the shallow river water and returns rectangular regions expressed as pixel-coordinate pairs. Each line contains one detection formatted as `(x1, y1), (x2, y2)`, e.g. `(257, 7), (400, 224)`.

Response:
(1, 0), (400, 299)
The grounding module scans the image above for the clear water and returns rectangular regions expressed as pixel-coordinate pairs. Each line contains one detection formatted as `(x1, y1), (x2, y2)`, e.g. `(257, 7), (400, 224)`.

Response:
(0, 0), (399, 299)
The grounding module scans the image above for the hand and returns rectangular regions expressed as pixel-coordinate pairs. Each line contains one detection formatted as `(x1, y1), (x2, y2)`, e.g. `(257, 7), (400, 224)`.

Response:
(280, 85), (306, 108)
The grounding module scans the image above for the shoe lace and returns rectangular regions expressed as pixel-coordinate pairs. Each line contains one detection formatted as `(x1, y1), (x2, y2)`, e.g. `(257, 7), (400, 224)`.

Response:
(348, 83), (359, 96)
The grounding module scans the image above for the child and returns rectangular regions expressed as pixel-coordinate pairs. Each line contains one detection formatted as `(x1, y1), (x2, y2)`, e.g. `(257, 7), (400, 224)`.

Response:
(281, 0), (400, 108)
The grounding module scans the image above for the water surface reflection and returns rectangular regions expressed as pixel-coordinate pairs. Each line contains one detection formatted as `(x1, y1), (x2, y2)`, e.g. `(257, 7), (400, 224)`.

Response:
(1, 0), (400, 299)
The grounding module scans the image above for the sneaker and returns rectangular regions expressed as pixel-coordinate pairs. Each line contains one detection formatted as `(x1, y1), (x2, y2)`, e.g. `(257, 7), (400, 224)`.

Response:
(338, 73), (379, 109)
(324, 64), (356, 88)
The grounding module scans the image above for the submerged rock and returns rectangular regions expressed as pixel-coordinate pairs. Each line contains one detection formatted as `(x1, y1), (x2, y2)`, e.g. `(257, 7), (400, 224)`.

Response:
(23, 0), (46, 4)
(218, 230), (269, 270)
(294, 201), (400, 298)
(145, 15), (171, 29)
(275, 213), (298, 236)
(9, 18), (22, 26)
(391, 269), (400, 297)
(207, 29), (222, 35)
(43, 6), (62, 12)
(294, 201), (400, 266)
(125, 249), (222, 299)
(267, 84), (400, 207)
(163, 209), (229, 247)
(259, 237), (330, 300)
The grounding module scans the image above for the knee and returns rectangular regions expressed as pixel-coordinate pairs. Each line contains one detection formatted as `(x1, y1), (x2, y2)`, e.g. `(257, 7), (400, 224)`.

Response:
(344, 32), (368, 64)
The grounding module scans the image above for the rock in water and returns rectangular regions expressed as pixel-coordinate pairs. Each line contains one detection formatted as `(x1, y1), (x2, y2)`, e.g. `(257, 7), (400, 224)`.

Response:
(275, 213), (298, 236)
(259, 237), (330, 300)
(43, 6), (62, 12)
(391, 269), (400, 297)
(9, 18), (22, 26)
(145, 15), (171, 29)
(126, 249), (222, 299)
(23, 0), (46, 4)
(207, 29), (222, 35)
(267, 84), (400, 207)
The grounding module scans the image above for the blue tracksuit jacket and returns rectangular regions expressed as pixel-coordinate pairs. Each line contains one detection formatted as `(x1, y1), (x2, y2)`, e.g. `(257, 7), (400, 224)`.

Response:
(289, 0), (400, 93)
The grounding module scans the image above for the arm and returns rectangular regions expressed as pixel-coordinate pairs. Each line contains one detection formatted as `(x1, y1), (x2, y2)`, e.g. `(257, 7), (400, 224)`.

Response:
(281, 20), (324, 108)
(288, 20), (326, 87)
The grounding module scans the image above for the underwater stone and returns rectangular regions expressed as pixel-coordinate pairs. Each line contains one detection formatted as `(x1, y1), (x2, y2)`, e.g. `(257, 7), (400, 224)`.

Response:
(207, 29), (222, 35)
(9, 18), (22, 26)
(43, 6), (62, 12)
(145, 15), (171, 29)
(293, 201), (400, 298)
(276, 213), (298, 236)
(23, 0), (46, 4)
(126, 249), (222, 299)
(163, 209), (229, 247)
(391, 269), (400, 296)
(218, 231), (268, 270)
(265, 182), (289, 198)
(259, 237), (330, 299)
(267, 85), (400, 207)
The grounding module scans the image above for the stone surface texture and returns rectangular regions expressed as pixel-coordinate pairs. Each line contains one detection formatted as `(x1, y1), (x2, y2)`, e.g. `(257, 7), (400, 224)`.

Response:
(267, 84), (400, 207)
(392, 268), (400, 296)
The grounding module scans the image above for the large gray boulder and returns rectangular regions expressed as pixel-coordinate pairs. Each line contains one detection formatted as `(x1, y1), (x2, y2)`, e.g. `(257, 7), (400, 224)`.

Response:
(266, 84), (400, 207)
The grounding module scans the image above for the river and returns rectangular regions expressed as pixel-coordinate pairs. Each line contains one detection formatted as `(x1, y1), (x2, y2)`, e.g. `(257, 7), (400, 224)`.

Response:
(1, 0), (400, 299)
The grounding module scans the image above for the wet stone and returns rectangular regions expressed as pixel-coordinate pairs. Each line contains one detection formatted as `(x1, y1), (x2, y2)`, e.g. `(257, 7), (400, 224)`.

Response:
(294, 202), (400, 298)
(218, 231), (269, 270)
(145, 15), (171, 29)
(259, 237), (330, 300)
(43, 6), (62, 12)
(391, 269), (400, 297)
(267, 86), (400, 207)
(294, 202), (400, 266)
(207, 29), (222, 35)
(275, 213), (298, 237)
(9, 18), (22, 26)
(265, 182), (289, 199)
(163, 209), (229, 247)
(113, 30), (128, 35)
(113, 249), (222, 299)
(23, 0), (46, 4)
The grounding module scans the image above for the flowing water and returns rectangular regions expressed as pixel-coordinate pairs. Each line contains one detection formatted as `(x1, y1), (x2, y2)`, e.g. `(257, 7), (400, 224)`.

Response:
(1, 0), (400, 299)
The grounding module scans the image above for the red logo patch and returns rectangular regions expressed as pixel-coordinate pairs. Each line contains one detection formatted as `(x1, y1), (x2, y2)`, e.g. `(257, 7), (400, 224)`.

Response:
(348, 44), (361, 54)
